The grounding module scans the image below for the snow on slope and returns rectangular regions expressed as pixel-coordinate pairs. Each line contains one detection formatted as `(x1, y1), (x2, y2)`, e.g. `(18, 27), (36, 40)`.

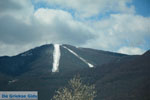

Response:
(52, 44), (61, 72)
(63, 46), (94, 68)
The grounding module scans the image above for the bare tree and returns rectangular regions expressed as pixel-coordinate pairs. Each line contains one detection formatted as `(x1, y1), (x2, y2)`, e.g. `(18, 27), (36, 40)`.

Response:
(51, 75), (96, 100)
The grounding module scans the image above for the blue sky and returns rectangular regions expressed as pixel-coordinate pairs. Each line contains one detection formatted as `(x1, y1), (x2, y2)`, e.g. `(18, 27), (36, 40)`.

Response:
(31, 0), (150, 18)
(133, 0), (150, 17)
(0, 0), (149, 56)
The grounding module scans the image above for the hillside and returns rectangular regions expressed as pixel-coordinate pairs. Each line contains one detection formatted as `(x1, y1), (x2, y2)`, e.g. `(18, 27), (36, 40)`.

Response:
(0, 44), (149, 100)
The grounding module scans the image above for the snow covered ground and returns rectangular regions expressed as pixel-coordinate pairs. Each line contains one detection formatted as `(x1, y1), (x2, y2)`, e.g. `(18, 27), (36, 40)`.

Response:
(52, 44), (61, 72)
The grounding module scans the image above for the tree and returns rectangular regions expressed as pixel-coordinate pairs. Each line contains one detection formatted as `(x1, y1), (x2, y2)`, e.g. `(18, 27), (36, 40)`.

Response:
(51, 75), (96, 100)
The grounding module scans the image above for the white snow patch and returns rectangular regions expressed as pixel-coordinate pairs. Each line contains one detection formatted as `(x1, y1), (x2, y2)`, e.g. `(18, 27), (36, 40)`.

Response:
(21, 52), (32, 56)
(52, 44), (61, 72)
(8, 79), (18, 85)
(63, 46), (94, 68)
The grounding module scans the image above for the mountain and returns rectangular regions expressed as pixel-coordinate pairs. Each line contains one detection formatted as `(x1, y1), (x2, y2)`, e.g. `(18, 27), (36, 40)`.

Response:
(0, 44), (149, 100)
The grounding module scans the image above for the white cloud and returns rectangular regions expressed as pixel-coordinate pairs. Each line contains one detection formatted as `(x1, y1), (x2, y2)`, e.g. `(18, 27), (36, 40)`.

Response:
(0, 6), (94, 56)
(117, 47), (145, 55)
(39, 0), (135, 18)
(0, 0), (34, 24)
(82, 14), (150, 51)
(34, 8), (72, 24)
(33, 8), (94, 44)
(0, 0), (149, 56)
(0, 43), (37, 56)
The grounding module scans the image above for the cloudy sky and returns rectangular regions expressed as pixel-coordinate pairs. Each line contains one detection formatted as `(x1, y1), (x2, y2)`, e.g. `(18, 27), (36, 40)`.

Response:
(0, 0), (150, 56)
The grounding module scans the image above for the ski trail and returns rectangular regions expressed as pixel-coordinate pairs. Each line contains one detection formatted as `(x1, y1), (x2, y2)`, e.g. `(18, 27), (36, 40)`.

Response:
(52, 44), (61, 72)
(63, 46), (94, 68)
